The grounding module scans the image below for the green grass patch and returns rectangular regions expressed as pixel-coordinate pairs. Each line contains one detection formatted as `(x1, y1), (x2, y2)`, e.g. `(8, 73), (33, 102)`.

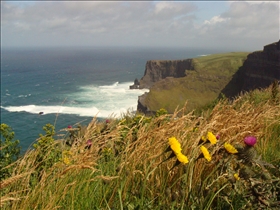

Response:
(143, 52), (249, 113)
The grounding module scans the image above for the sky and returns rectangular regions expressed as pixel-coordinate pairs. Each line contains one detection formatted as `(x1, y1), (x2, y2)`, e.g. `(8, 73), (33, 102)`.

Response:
(1, 1), (279, 51)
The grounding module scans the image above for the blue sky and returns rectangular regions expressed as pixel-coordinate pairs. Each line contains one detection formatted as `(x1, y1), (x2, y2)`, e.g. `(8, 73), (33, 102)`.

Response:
(1, 1), (279, 51)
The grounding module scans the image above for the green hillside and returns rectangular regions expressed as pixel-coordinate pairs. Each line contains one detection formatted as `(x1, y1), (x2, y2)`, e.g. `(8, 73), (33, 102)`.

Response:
(142, 52), (249, 113)
(1, 85), (279, 209)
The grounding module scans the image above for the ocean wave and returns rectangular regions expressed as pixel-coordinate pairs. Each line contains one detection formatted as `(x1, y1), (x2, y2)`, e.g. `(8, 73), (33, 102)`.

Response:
(76, 81), (148, 102)
(99, 81), (119, 88)
(1, 81), (149, 118)
(18, 94), (31, 98)
(0, 104), (126, 118)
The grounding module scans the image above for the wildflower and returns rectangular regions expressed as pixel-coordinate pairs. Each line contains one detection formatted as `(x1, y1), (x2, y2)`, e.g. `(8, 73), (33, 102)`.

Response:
(67, 125), (72, 129)
(207, 132), (217, 144)
(176, 152), (189, 164)
(85, 139), (92, 149)
(106, 119), (110, 124)
(200, 146), (211, 161)
(87, 139), (92, 145)
(244, 136), (257, 146)
(216, 135), (220, 140)
(102, 147), (112, 154)
(168, 137), (182, 154)
(201, 136), (207, 141)
(63, 150), (73, 156)
(234, 173), (240, 180)
(224, 142), (238, 154)
(63, 157), (71, 165)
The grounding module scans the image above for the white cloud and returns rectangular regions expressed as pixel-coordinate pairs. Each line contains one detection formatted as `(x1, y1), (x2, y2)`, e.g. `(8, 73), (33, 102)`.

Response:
(203, 15), (228, 25)
(1, 1), (278, 50)
(196, 1), (278, 49)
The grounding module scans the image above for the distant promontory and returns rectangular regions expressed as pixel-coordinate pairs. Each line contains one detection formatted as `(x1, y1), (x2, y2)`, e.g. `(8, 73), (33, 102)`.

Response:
(132, 40), (280, 114)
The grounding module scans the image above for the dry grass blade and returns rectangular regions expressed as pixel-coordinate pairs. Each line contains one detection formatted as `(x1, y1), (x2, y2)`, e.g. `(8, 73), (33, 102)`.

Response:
(0, 197), (21, 207)
(60, 164), (97, 176)
(0, 172), (32, 189)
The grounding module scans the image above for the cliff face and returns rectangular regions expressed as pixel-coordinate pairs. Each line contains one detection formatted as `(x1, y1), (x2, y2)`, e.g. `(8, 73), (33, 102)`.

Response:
(139, 59), (194, 89)
(239, 40), (280, 90)
(137, 52), (249, 114)
(136, 41), (280, 114)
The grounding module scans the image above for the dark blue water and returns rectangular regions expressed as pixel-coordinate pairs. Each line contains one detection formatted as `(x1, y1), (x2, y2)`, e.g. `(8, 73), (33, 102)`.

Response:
(1, 46), (217, 152)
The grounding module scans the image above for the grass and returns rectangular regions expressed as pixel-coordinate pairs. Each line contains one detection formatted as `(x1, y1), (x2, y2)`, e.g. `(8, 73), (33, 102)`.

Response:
(0, 85), (279, 209)
(143, 52), (249, 113)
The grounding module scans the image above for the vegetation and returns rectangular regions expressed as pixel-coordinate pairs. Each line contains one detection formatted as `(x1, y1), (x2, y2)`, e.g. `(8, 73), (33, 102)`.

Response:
(144, 52), (249, 113)
(0, 124), (21, 180)
(0, 85), (279, 209)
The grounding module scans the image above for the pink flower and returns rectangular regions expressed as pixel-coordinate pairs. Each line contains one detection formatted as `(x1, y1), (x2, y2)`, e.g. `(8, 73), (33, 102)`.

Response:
(67, 125), (72, 129)
(106, 119), (110, 124)
(244, 136), (257, 146)
(85, 139), (92, 149)
(216, 135), (220, 140)
(86, 139), (92, 146)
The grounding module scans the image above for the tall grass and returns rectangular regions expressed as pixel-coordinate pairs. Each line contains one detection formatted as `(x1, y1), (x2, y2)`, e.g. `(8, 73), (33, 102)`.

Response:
(1, 85), (279, 209)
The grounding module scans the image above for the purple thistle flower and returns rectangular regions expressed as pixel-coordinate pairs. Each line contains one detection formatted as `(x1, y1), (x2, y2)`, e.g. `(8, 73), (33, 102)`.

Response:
(106, 119), (110, 124)
(244, 136), (257, 146)
(85, 139), (92, 149)
(86, 139), (92, 146)
(67, 125), (72, 129)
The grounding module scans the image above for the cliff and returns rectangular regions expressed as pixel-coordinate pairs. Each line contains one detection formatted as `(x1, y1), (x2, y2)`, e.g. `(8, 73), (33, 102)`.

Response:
(221, 40), (280, 97)
(138, 59), (194, 89)
(137, 40), (279, 114)
(240, 40), (280, 90)
(137, 52), (249, 114)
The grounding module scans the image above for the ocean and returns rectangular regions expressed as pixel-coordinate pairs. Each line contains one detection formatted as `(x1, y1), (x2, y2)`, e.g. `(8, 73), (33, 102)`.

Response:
(1, 46), (219, 152)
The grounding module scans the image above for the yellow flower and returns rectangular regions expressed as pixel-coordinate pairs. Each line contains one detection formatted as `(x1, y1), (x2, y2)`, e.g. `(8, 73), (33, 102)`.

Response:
(62, 150), (73, 165)
(193, 127), (198, 132)
(63, 157), (71, 165)
(201, 136), (207, 141)
(234, 173), (240, 180)
(176, 152), (189, 164)
(224, 142), (238, 154)
(200, 146), (211, 161)
(168, 137), (182, 154)
(207, 132), (217, 145)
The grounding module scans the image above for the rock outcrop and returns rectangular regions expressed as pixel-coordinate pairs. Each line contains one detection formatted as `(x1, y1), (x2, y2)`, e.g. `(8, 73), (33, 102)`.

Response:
(129, 78), (140, 89)
(137, 92), (151, 114)
(138, 59), (194, 89)
(221, 40), (280, 97)
(240, 40), (280, 90)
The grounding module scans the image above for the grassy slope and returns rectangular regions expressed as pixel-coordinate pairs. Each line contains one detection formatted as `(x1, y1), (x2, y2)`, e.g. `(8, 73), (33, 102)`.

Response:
(1, 86), (279, 209)
(144, 52), (249, 113)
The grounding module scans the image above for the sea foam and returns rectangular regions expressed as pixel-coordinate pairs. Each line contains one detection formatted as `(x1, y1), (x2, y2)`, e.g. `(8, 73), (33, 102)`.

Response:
(1, 82), (148, 118)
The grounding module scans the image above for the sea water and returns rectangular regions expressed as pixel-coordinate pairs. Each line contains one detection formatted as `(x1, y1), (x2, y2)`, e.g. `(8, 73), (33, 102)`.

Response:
(1, 46), (218, 152)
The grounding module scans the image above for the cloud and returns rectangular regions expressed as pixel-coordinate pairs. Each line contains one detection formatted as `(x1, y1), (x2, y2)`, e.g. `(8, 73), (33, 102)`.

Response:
(1, 1), (278, 50)
(2, 1), (198, 47)
(196, 1), (278, 49)
(203, 15), (228, 25)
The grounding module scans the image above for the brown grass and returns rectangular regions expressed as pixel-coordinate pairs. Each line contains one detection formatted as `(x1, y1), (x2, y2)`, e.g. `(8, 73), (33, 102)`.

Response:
(1, 86), (279, 209)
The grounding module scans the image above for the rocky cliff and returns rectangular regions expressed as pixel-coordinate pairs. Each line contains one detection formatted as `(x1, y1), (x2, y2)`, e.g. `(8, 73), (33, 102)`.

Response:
(137, 52), (249, 114)
(240, 40), (280, 90)
(138, 59), (194, 89)
(136, 40), (280, 114)
(221, 40), (280, 97)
